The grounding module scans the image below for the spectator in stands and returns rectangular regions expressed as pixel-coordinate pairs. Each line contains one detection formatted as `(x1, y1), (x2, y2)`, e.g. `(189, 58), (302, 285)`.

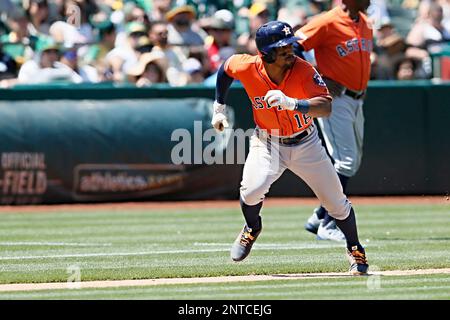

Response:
(17, 37), (80, 83)
(0, 8), (38, 66)
(135, 35), (154, 54)
(49, 20), (88, 48)
(308, 0), (332, 15)
(122, 1), (151, 30)
(58, 46), (99, 82)
(166, 5), (205, 49)
(203, 10), (235, 73)
(149, 0), (173, 22)
(127, 51), (168, 87)
(2, 0), (446, 84)
(439, 0), (450, 31)
(407, 2), (450, 51)
(370, 51), (392, 79)
(25, 0), (53, 36)
(148, 20), (190, 86)
(114, 2), (145, 51)
(394, 56), (419, 80)
(373, 19), (408, 79)
(0, 42), (18, 88)
(366, 0), (391, 30)
(406, 2), (450, 77)
(82, 12), (120, 82)
(83, 12), (116, 65)
(237, 2), (271, 54)
(182, 57), (205, 83)
(277, 6), (307, 31)
(414, 0), (434, 22)
(203, 46), (235, 86)
(123, 1), (148, 24)
(104, 21), (148, 82)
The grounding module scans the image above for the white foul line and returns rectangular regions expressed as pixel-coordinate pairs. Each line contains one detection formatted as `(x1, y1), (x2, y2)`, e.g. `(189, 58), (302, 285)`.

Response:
(0, 243), (340, 261)
(0, 248), (229, 261)
(0, 242), (112, 247)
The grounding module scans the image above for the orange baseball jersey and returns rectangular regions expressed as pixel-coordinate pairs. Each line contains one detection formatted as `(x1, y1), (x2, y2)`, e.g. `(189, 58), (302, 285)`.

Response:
(224, 54), (331, 137)
(296, 6), (373, 91)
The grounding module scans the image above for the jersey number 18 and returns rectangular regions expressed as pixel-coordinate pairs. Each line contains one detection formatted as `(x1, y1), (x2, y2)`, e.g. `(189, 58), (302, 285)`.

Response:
(294, 113), (312, 129)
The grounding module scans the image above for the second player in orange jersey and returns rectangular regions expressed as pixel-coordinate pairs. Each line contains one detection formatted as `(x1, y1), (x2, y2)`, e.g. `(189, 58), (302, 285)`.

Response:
(295, 0), (373, 242)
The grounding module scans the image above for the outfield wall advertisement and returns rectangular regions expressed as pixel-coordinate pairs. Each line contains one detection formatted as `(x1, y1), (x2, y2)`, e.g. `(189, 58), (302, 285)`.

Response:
(0, 152), (48, 204)
(0, 98), (241, 204)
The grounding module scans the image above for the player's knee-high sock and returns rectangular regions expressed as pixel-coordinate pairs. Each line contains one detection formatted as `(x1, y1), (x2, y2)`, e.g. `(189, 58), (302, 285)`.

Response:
(334, 207), (363, 251)
(321, 173), (350, 225)
(337, 173), (349, 194)
(240, 197), (262, 230)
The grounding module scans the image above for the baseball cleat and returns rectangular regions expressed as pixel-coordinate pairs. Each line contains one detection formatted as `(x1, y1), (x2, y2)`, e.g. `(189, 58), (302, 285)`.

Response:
(230, 225), (261, 262)
(316, 220), (346, 241)
(304, 208), (322, 234)
(346, 246), (369, 275)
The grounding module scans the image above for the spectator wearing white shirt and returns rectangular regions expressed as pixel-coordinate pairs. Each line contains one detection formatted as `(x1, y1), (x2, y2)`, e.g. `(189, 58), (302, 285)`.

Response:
(18, 37), (79, 84)
(149, 20), (190, 86)
(406, 2), (450, 77)
(407, 2), (450, 51)
(58, 47), (99, 83)
(104, 21), (148, 82)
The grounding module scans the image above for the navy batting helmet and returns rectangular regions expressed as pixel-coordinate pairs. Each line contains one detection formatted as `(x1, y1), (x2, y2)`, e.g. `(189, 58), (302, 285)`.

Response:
(255, 21), (300, 63)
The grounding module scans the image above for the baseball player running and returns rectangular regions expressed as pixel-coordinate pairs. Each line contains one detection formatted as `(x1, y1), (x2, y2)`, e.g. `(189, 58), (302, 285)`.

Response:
(211, 21), (369, 275)
(295, 0), (373, 242)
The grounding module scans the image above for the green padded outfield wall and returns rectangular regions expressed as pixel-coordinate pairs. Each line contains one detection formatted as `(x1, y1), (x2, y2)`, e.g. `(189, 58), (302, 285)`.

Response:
(0, 81), (448, 204)
(0, 95), (242, 204)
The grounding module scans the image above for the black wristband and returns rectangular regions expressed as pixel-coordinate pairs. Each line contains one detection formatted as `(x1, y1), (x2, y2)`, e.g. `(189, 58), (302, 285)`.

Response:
(294, 99), (310, 114)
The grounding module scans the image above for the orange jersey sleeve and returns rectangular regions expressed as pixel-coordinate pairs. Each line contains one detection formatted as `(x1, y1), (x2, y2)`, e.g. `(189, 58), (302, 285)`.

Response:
(296, 6), (373, 91)
(224, 54), (257, 80)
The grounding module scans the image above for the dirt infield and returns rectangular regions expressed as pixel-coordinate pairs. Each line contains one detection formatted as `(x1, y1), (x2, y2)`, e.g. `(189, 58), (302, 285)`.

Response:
(0, 268), (449, 292)
(0, 196), (448, 213)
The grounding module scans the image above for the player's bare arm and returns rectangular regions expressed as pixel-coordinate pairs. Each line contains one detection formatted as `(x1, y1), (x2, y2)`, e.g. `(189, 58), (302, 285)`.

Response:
(302, 96), (331, 117)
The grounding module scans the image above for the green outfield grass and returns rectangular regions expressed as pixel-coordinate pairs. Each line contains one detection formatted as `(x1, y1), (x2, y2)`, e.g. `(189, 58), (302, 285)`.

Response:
(0, 202), (449, 299)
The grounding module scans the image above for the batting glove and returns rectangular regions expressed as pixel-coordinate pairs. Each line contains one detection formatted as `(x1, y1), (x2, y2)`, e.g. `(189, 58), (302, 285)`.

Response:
(211, 101), (229, 132)
(264, 90), (296, 111)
